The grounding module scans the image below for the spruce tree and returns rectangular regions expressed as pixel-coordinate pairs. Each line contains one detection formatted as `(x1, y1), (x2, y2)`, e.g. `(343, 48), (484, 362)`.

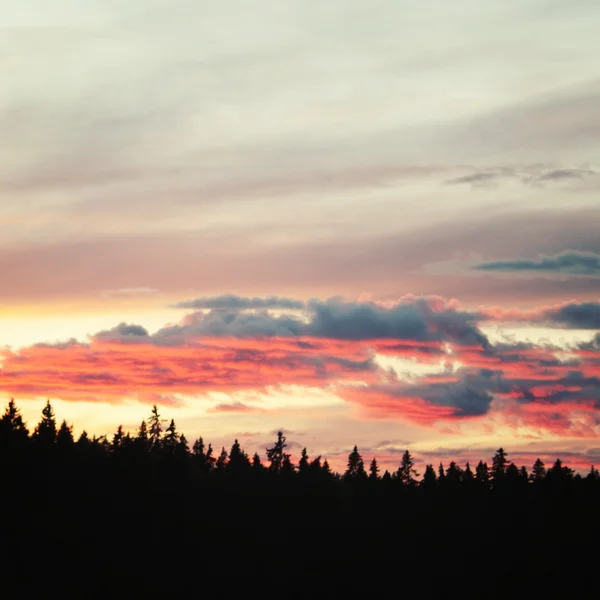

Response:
(396, 450), (419, 486)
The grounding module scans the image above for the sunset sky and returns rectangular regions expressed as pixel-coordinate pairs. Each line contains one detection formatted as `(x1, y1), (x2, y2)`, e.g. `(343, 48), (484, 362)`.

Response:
(2, 1), (600, 473)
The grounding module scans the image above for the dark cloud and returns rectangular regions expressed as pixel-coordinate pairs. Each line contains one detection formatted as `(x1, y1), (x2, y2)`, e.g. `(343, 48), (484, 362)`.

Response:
(153, 296), (490, 346)
(474, 250), (600, 277)
(382, 368), (503, 417)
(172, 294), (305, 311)
(445, 171), (505, 187)
(94, 323), (150, 342)
(545, 302), (600, 329)
(536, 168), (596, 182)
(305, 297), (489, 346)
(444, 165), (596, 188)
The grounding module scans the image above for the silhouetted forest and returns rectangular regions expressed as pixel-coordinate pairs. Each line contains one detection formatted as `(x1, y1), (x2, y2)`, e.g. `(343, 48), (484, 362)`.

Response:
(1, 398), (599, 588)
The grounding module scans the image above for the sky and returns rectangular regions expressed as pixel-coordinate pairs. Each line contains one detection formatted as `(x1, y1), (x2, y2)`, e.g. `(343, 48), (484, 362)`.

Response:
(2, 0), (600, 473)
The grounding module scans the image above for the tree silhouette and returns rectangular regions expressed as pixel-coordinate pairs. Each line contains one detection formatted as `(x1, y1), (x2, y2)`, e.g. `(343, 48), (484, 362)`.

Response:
(397, 450), (419, 486)
(531, 458), (546, 482)
(369, 458), (380, 481)
(344, 446), (366, 481)
(475, 461), (489, 487)
(266, 431), (290, 474)
(298, 448), (310, 475)
(0, 394), (598, 586)
(56, 420), (74, 448)
(422, 464), (437, 488)
(163, 419), (179, 454)
(216, 447), (228, 471)
(148, 405), (163, 450)
(437, 462), (446, 483)
(491, 448), (508, 485)
(228, 439), (250, 473)
(32, 400), (57, 449)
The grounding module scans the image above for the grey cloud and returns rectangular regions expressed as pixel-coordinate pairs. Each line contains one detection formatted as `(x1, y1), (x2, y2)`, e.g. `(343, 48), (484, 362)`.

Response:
(305, 297), (489, 346)
(152, 296), (490, 346)
(153, 310), (305, 341)
(544, 302), (600, 329)
(536, 168), (596, 182)
(94, 323), (150, 342)
(474, 250), (600, 277)
(172, 294), (305, 311)
(445, 165), (596, 188)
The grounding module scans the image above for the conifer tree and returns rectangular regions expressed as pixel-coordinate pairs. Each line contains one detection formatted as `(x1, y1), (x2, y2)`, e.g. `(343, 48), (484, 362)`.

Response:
(344, 446), (366, 480)
(298, 448), (310, 475)
(530, 458), (546, 482)
(33, 400), (57, 449)
(266, 431), (290, 474)
(397, 450), (419, 486)
(228, 439), (250, 472)
(475, 460), (490, 487)
(491, 448), (508, 484)
(163, 419), (178, 454)
(369, 458), (380, 481)
(422, 464), (437, 487)
(148, 405), (163, 450)
(56, 420), (74, 448)
(216, 446), (228, 471)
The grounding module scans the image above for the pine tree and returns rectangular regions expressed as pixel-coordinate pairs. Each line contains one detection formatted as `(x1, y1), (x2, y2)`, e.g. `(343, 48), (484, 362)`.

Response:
(298, 448), (310, 475)
(437, 462), (446, 483)
(422, 464), (437, 487)
(56, 420), (74, 448)
(1, 399), (29, 437)
(216, 446), (228, 471)
(112, 425), (125, 453)
(148, 405), (163, 450)
(344, 446), (366, 480)
(176, 434), (189, 460)
(585, 465), (599, 482)
(475, 461), (489, 487)
(205, 443), (216, 470)
(0, 399), (29, 451)
(491, 448), (508, 484)
(163, 419), (178, 454)
(33, 400), (57, 449)
(281, 454), (295, 477)
(266, 431), (290, 474)
(519, 466), (529, 483)
(530, 458), (546, 482)
(252, 452), (263, 470)
(369, 458), (380, 481)
(397, 450), (419, 486)
(463, 462), (475, 483)
(445, 461), (462, 485)
(228, 439), (250, 472)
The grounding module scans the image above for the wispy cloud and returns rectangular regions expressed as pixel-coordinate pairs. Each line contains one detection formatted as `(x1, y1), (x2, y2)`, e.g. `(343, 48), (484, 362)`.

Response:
(474, 250), (600, 277)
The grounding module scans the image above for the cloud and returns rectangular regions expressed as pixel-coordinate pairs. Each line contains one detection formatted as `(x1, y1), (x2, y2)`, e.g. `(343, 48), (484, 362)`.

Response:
(209, 402), (257, 414)
(545, 301), (600, 329)
(172, 294), (305, 311)
(474, 250), (600, 277)
(480, 300), (600, 329)
(445, 170), (507, 187)
(2, 293), (600, 438)
(535, 168), (596, 182)
(445, 165), (596, 188)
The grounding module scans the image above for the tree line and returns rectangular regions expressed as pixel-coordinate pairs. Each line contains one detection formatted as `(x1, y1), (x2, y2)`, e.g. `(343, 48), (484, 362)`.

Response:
(2, 397), (599, 584)
(2, 398), (599, 489)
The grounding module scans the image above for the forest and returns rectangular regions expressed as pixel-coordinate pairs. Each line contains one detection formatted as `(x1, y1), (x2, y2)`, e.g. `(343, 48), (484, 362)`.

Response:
(1, 398), (599, 586)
